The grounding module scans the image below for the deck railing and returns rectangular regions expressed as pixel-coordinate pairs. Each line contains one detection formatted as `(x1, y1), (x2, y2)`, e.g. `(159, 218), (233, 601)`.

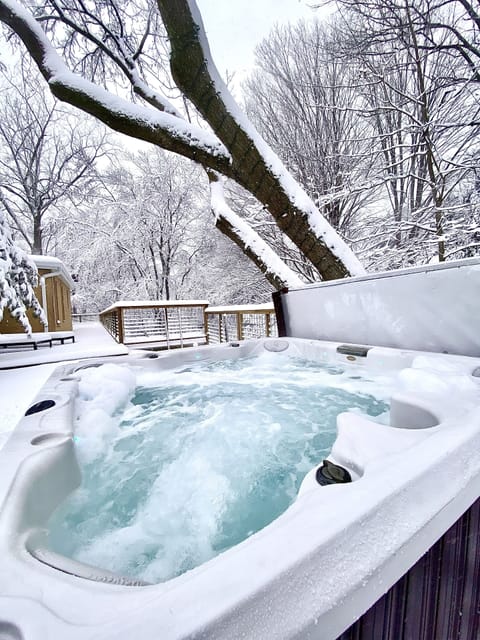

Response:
(72, 312), (100, 323)
(99, 300), (209, 348)
(205, 304), (277, 344)
(99, 300), (278, 348)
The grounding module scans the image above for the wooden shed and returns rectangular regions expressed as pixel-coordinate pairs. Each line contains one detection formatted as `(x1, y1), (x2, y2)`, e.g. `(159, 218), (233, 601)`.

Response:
(0, 255), (74, 334)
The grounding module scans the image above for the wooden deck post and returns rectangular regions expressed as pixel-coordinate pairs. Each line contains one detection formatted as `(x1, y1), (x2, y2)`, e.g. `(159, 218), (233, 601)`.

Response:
(164, 307), (170, 349)
(204, 308), (209, 344)
(117, 307), (124, 344)
(237, 312), (243, 341)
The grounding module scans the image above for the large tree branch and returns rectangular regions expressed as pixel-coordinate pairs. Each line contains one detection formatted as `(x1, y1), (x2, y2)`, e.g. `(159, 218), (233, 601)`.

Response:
(0, 0), (234, 177)
(44, 0), (185, 117)
(208, 172), (304, 290)
(0, 189), (31, 247)
(157, 0), (365, 280)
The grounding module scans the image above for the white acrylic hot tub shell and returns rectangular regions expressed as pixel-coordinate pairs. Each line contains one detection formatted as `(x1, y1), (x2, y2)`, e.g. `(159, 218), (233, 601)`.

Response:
(0, 338), (479, 640)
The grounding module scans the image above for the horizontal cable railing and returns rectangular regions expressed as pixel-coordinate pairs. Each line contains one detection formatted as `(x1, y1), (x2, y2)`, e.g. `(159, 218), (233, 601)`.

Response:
(99, 300), (209, 347)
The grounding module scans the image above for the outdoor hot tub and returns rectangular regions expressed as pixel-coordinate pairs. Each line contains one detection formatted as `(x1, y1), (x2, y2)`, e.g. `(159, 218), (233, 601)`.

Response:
(0, 336), (479, 639)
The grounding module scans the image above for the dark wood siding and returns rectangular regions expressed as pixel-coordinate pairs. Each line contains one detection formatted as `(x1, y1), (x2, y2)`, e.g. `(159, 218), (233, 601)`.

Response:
(338, 498), (480, 640)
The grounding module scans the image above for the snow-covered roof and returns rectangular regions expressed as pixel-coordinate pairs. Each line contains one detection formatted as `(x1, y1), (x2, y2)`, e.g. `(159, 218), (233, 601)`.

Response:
(206, 303), (274, 314)
(29, 255), (75, 289)
(101, 300), (210, 313)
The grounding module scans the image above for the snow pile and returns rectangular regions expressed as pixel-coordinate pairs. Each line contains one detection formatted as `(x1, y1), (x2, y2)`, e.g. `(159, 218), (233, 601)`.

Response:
(400, 355), (480, 409)
(74, 364), (136, 464)
(0, 210), (46, 335)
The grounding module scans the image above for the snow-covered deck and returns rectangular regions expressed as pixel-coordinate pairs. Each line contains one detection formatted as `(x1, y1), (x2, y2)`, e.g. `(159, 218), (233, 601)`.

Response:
(0, 322), (127, 370)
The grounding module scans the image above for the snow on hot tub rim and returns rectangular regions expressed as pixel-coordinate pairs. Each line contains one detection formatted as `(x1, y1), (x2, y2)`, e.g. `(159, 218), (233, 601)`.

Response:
(71, 335), (480, 374)
(0, 338), (479, 640)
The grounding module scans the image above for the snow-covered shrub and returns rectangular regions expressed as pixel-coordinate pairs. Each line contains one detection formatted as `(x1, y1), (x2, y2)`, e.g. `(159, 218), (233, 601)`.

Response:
(0, 211), (46, 334)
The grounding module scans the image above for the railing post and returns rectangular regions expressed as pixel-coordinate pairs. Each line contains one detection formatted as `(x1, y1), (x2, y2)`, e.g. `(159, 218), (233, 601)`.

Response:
(265, 313), (271, 337)
(164, 307), (170, 349)
(117, 307), (124, 344)
(237, 312), (243, 341)
(177, 307), (183, 348)
(204, 308), (209, 344)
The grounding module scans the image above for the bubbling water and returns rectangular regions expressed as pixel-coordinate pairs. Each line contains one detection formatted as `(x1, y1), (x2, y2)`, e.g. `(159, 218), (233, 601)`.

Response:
(48, 354), (391, 583)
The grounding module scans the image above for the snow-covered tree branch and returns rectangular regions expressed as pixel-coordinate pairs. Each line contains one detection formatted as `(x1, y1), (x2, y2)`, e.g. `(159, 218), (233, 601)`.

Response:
(0, 0), (232, 174)
(207, 172), (303, 290)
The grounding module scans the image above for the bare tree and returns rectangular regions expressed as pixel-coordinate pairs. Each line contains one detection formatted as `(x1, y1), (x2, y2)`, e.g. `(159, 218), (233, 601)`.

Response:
(245, 20), (378, 236)
(56, 150), (271, 311)
(96, 150), (210, 300)
(0, 0), (365, 287)
(327, 0), (480, 265)
(328, 0), (480, 82)
(0, 56), (109, 255)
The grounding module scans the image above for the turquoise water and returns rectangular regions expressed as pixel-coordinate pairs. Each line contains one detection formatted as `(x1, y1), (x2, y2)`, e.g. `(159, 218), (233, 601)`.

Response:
(48, 355), (390, 583)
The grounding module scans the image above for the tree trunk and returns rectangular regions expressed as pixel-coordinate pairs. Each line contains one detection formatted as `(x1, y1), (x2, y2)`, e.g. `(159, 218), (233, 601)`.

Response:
(32, 215), (42, 254)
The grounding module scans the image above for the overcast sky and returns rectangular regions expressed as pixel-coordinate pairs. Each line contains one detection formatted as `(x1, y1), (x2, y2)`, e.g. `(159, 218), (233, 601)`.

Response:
(196, 0), (319, 80)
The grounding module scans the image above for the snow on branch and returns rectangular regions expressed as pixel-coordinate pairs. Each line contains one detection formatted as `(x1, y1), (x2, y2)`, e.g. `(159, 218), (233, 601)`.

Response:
(209, 174), (304, 290)
(0, 210), (46, 335)
(0, 0), (233, 175)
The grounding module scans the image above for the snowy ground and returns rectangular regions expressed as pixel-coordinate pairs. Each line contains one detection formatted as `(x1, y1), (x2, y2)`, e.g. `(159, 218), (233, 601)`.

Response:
(0, 322), (127, 369)
(0, 322), (128, 449)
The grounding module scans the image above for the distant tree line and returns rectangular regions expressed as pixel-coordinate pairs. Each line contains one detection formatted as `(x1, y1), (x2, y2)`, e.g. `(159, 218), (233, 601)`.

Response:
(245, 0), (480, 271)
